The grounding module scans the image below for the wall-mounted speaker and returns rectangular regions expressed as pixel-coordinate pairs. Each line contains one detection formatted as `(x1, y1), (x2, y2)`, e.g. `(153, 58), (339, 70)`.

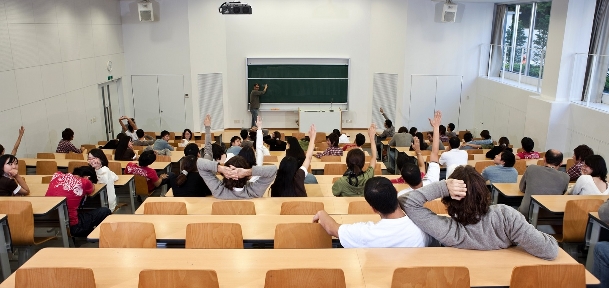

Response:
(442, 3), (458, 23)
(138, 1), (154, 22)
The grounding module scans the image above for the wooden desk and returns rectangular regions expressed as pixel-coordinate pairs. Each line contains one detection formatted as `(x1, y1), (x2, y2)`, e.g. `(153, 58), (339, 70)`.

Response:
(265, 161), (386, 171)
(134, 197), (370, 215)
(0, 247), (597, 287)
(0, 197), (70, 248)
(0, 215), (10, 281)
(21, 158), (171, 172)
(585, 212), (607, 270)
(87, 214), (381, 243)
(490, 183), (524, 205)
(315, 175), (401, 184)
(529, 195), (609, 227)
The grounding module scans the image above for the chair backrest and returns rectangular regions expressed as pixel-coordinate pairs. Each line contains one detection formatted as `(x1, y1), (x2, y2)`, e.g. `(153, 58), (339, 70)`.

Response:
(16, 267), (96, 288)
(332, 177), (340, 183)
(156, 155), (171, 162)
(99, 222), (157, 248)
(509, 264), (585, 288)
(144, 131), (156, 138)
(280, 201), (324, 215)
(144, 202), (187, 215)
(185, 223), (244, 249)
(98, 141), (108, 145)
(65, 153), (84, 160)
(67, 161), (88, 174)
(0, 201), (34, 245)
(274, 223), (332, 248)
(348, 201), (375, 214)
(315, 132), (327, 143)
(474, 161), (494, 173)
(36, 153), (55, 159)
(41, 176), (53, 184)
(316, 142), (329, 151)
(18, 159), (26, 175)
(424, 200), (448, 214)
(468, 154), (474, 160)
(458, 131), (469, 139)
(176, 147), (185, 151)
(263, 155), (278, 162)
(211, 201), (256, 215)
(562, 199), (604, 242)
(466, 149), (483, 154)
(537, 159), (545, 166)
(514, 160), (527, 175)
(134, 175), (151, 196)
(138, 269), (219, 288)
(516, 148), (525, 153)
(264, 269), (346, 288)
(539, 152), (546, 158)
(324, 163), (347, 175)
(321, 156), (341, 162)
(36, 161), (58, 175)
(292, 132), (305, 140)
(566, 158), (575, 172)
(419, 150), (431, 156)
(81, 144), (96, 151)
(168, 132), (176, 140)
(132, 145), (145, 152)
(391, 267), (470, 288)
(363, 163), (382, 175)
(108, 162), (123, 175)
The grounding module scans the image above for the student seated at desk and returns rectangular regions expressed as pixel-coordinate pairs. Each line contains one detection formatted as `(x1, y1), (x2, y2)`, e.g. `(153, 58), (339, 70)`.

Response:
(485, 137), (512, 159)
(400, 165), (559, 260)
(87, 149), (119, 211)
(446, 123), (457, 138)
(45, 166), (112, 237)
(481, 151), (518, 184)
(374, 107), (395, 160)
(390, 153), (424, 184)
(341, 133), (365, 151)
(125, 150), (169, 193)
(334, 129), (350, 144)
(264, 131), (287, 151)
(426, 131), (445, 151)
(566, 155), (608, 195)
(516, 137), (540, 159)
(332, 124), (377, 197)
(133, 129), (155, 147)
(169, 155), (211, 197)
(461, 130), (493, 150)
(180, 129), (193, 147)
(594, 201), (609, 287)
(184, 143), (201, 158)
(118, 116), (138, 141)
(286, 136), (318, 184)
(0, 154), (29, 196)
(315, 133), (343, 158)
(567, 144), (595, 181)
(0, 126), (24, 156)
(56, 128), (82, 153)
(440, 137), (468, 167)
(114, 135), (136, 161)
(226, 136), (242, 156)
(438, 125), (450, 143)
(99, 133), (124, 150)
(397, 111), (442, 197)
(270, 125), (317, 197)
(314, 177), (431, 248)
(153, 130), (175, 154)
(387, 127), (413, 173)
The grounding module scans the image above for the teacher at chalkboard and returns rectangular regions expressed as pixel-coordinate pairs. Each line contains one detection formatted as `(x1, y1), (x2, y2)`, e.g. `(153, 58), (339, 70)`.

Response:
(249, 83), (268, 127)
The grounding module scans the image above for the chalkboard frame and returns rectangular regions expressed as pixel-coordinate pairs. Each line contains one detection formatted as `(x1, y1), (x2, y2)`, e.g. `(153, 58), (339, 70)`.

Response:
(246, 58), (350, 111)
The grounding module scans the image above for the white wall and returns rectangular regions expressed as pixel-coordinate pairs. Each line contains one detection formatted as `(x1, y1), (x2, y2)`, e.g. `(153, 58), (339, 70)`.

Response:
(0, 0), (124, 158)
(120, 0), (193, 129)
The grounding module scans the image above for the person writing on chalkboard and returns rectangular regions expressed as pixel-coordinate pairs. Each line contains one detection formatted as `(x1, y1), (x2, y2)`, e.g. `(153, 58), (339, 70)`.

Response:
(249, 83), (268, 127)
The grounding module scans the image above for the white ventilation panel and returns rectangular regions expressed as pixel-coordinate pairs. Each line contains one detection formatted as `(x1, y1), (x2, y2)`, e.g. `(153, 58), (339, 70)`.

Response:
(372, 73), (398, 130)
(198, 73), (224, 130)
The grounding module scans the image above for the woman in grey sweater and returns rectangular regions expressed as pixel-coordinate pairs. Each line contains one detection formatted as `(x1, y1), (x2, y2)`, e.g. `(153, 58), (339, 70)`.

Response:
(400, 165), (558, 260)
(197, 157), (277, 199)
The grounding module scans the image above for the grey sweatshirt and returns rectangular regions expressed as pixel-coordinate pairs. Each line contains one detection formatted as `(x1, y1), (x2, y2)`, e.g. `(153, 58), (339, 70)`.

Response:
(196, 158), (277, 199)
(599, 200), (609, 222)
(400, 181), (558, 260)
(518, 165), (569, 216)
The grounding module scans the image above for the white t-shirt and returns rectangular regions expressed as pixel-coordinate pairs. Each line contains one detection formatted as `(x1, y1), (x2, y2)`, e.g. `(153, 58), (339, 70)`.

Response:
(568, 175), (609, 195)
(95, 166), (119, 210)
(439, 149), (468, 167)
(398, 162), (440, 197)
(338, 215), (431, 248)
(125, 130), (138, 141)
(338, 134), (350, 144)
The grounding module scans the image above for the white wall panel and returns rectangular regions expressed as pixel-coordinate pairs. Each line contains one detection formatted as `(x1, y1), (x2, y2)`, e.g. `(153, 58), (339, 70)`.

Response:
(0, 70), (19, 111)
(4, 0), (35, 24)
(91, 0), (120, 25)
(0, 23), (14, 72)
(8, 24), (38, 68)
(40, 62), (65, 98)
(44, 93), (68, 145)
(80, 57), (96, 87)
(56, 0), (91, 24)
(84, 84), (105, 144)
(36, 24), (61, 65)
(32, 0), (57, 24)
(0, 0), (6, 22)
(65, 88), (89, 145)
(0, 107), (25, 157)
(15, 66), (43, 105)
(62, 60), (81, 93)
(20, 100), (50, 154)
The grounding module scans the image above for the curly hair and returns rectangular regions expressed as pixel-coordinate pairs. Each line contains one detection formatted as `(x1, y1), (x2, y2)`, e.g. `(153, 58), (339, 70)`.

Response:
(221, 156), (250, 190)
(441, 165), (490, 226)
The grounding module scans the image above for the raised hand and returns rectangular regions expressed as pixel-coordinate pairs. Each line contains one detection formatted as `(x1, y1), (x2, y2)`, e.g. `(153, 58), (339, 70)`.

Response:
(428, 110), (442, 128)
(379, 107), (384, 114)
(18, 126), (24, 136)
(204, 114), (211, 127)
(255, 116), (262, 128)
(412, 136), (421, 152)
(308, 124), (316, 141)
(368, 123), (376, 139)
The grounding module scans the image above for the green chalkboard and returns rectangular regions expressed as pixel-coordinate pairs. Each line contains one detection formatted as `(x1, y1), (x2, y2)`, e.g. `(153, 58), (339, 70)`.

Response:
(247, 64), (348, 104)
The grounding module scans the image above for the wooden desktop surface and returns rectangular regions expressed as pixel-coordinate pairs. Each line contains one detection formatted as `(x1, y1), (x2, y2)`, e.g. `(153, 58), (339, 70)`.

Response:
(55, 152), (184, 163)
(532, 195), (609, 213)
(21, 158), (170, 170)
(88, 214), (381, 241)
(0, 197), (65, 215)
(0, 247), (596, 287)
(23, 175), (133, 186)
(492, 183), (524, 197)
(315, 174), (401, 184)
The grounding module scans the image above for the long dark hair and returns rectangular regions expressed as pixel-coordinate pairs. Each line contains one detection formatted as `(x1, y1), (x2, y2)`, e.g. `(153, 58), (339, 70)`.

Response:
(344, 149), (365, 186)
(585, 155), (608, 182)
(238, 143), (256, 167)
(114, 135), (132, 160)
(415, 132), (428, 150)
(182, 129), (193, 141)
(72, 166), (98, 184)
(88, 148), (109, 167)
(0, 155), (18, 175)
(441, 166), (490, 225)
(176, 156), (198, 186)
(222, 156), (250, 190)
(286, 137), (305, 166)
(270, 156), (304, 197)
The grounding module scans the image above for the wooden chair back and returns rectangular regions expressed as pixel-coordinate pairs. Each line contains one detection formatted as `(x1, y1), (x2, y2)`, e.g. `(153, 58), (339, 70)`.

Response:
(517, 148), (525, 153)
(363, 163), (382, 175)
(509, 264), (585, 288)
(156, 155), (171, 162)
(468, 154), (474, 160)
(316, 142), (329, 151)
(348, 201), (375, 214)
(474, 161), (494, 173)
(138, 269), (219, 288)
(566, 158), (575, 172)
(391, 267), (470, 288)
(315, 132), (327, 143)
(0, 201), (34, 245)
(176, 147), (185, 151)
(466, 149), (483, 154)
(458, 131), (469, 139)
(561, 199), (604, 242)
(132, 146), (145, 153)
(144, 131), (156, 138)
(18, 160), (26, 175)
(537, 159), (545, 166)
(98, 141), (108, 145)
(332, 177), (340, 183)
(514, 160), (527, 175)
(81, 144), (96, 151)
(144, 202), (187, 215)
(36, 161), (57, 175)
(16, 267), (96, 288)
(539, 152), (546, 158)
(99, 222), (157, 248)
(211, 201), (256, 215)
(274, 223), (332, 248)
(280, 201), (324, 215)
(185, 223), (244, 249)
(65, 153), (84, 160)
(41, 176), (53, 184)
(264, 269), (346, 288)
(292, 132), (305, 140)
(424, 200), (448, 214)
(36, 153), (55, 159)
(108, 162), (123, 175)
(321, 156), (341, 162)
(324, 163), (347, 175)
(67, 161), (88, 174)
(133, 175), (153, 196)
(419, 150), (431, 155)
(263, 155), (278, 162)
(169, 132), (176, 140)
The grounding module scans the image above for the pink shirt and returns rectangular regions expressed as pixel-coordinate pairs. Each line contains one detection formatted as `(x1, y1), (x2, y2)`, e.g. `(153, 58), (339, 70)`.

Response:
(517, 151), (540, 159)
(45, 172), (94, 226)
(125, 162), (159, 192)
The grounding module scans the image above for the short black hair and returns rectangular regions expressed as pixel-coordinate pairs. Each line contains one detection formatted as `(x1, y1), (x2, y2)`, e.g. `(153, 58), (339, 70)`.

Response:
(409, 127), (417, 136)
(585, 155), (607, 182)
(521, 137), (535, 152)
(439, 125), (446, 136)
(463, 132), (473, 142)
(355, 133), (365, 147)
(72, 166), (98, 184)
(230, 136), (241, 145)
(160, 130), (170, 138)
(211, 143), (225, 161)
(364, 177), (399, 215)
(136, 129), (145, 138)
(184, 143), (200, 157)
(401, 163), (422, 187)
(62, 128), (74, 141)
(480, 130), (491, 140)
(385, 119), (393, 128)
(0, 144), (4, 154)
(398, 127), (408, 133)
(396, 153), (410, 171)
(88, 148), (109, 167)
(327, 133), (339, 147)
(240, 129), (248, 140)
(448, 123), (455, 131)
(573, 145), (594, 162)
(116, 132), (125, 140)
(332, 129), (341, 136)
(138, 150), (157, 167)
(545, 149), (563, 167)
(501, 151), (516, 167)
(253, 83), (259, 88)
(449, 137), (460, 149)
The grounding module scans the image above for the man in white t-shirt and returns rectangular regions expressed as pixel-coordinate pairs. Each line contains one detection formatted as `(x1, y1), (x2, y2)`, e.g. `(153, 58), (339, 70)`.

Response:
(439, 137), (468, 168)
(313, 177), (430, 248)
(397, 111), (443, 197)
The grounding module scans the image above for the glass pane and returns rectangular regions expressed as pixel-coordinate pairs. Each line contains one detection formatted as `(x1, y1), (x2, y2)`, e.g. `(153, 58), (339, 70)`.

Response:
(504, 4), (532, 74)
(528, 2), (551, 78)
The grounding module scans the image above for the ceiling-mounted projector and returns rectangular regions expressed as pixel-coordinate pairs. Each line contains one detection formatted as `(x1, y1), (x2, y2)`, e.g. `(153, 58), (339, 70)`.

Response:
(219, 2), (252, 14)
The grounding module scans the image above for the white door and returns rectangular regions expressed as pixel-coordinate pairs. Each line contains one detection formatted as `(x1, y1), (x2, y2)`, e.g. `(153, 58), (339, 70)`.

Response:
(132, 76), (161, 132)
(158, 75), (186, 132)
